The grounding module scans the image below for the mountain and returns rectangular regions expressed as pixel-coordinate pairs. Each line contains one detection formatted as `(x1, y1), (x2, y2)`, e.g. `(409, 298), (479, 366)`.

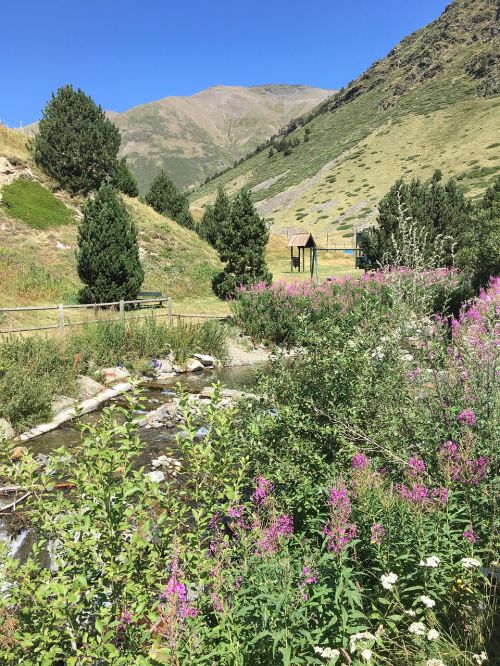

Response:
(112, 84), (334, 192)
(191, 0), (500, 247)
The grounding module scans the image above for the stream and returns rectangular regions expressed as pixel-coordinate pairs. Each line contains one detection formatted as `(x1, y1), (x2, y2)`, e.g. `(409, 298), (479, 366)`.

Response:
(0, 364), (263, 561)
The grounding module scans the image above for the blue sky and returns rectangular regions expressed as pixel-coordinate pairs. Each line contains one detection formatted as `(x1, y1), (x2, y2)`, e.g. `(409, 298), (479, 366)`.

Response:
(1, 0), (449, 126)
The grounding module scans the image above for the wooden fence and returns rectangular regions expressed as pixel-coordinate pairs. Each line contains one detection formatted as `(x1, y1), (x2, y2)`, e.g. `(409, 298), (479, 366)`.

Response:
(0, 297), (230, 336)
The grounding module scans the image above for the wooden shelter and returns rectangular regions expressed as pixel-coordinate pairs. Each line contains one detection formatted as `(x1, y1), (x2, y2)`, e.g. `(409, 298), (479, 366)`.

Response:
(288, 233), (316, 273)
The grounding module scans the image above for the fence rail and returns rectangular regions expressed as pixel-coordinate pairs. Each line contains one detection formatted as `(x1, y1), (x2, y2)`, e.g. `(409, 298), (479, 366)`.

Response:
(0, 297), (230, 336)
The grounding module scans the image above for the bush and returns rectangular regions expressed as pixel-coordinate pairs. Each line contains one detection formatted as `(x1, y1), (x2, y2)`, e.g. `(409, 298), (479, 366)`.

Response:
(0, 179), (74, 230)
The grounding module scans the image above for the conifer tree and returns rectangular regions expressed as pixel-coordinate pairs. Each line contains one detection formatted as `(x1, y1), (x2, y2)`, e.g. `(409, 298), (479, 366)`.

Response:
(113, 158), (139, 197)
(213, 189), (272, 298)
(33, 85), (121, 194)
(199, 186), (230, 249)
(144, 170), (194, 229)
(76, 185), (144, 303)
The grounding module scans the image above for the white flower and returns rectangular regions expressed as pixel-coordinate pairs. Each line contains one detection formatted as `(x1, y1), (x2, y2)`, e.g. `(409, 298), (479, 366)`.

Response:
(420, 556), (441, 568)
(314, 646), (340, 660)
(381, 572), (398, 590)
(420, 595), (436, 608)
(405, 609), (416, 617)
(472, 652), (487, 665)
(409, 621), (426, 636)
(461, 557), (481, 569)
(427, 629), (440, 641)
(349, 631), (376, 653)
(361, 649), (373, 661)
(426, 660), (445, 666)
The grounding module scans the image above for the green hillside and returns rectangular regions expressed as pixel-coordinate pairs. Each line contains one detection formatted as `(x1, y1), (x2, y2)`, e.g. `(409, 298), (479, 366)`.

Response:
(191, 0), (500, 247)
(0, 125), (222, 314)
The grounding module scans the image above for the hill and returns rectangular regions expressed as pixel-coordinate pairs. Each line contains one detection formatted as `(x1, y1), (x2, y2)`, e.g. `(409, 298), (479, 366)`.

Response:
(191, 0), (500, 248)
(0, 125), (223, 316)
(111, 84), (333, 192)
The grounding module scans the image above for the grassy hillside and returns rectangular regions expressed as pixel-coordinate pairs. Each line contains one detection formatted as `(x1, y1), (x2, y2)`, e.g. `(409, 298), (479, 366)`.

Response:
(112, 84), (333, 191)
(0, 125), (223, 320)
(191, 0), (500, 249)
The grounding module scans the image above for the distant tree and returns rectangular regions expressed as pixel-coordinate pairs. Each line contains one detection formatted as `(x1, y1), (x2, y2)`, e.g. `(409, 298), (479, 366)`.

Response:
(113, 158), (139, 197)
(268, 147), (275, 157)
(213, 189), (272, 299)
(33, 85), (121, 194)
(360, 172), (473, 268)
(457, 178), (500, 289)
(144, 170), (194, 229)
(199, 186), (231, 249)
(304, 127), (311, 142)
(76, 185), (144, 303)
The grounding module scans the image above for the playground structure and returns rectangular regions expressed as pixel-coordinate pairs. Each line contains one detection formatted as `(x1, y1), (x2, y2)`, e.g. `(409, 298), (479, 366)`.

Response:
(288, 232), (366, 279)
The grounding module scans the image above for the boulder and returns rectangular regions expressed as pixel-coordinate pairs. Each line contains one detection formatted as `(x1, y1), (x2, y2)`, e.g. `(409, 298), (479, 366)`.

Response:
(186, 358), (205, 373)
(77, 375), (105, 400)
(192, 353), (215, 367)
(11, 446), (28, 461)
(145, 471), (165, 483)
(157, 371), (176, 381)
(172, 363), (187, 374)
(139, 402), (178, 427)
(101, 366), (130, 385)
(0, 418), (14, 441)
(51, 395), (76, 415)
(157, 358), (174, 373)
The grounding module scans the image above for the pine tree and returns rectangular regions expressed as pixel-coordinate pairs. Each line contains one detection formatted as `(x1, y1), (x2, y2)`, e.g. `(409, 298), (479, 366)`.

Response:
(144, 170), (194, 228)
(213, 189), (272, 298)
(199, 186), (230, 249)
(113, 158), (139, 197)
(33, 85), (121, 194)
(76, 185), (144, 303)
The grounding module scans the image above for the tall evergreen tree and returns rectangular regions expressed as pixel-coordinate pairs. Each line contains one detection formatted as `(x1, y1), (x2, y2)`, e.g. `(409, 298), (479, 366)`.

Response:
(457, 178), (500, 289)
(144, 170), (194, 229)
(76, 185), (144, 303)
(361, 172), (473, 268)
(199, 186), (230, 249)
(33, 85), (121, 194)
(113, 158), (139, 197)
(213, 190), (272, 299)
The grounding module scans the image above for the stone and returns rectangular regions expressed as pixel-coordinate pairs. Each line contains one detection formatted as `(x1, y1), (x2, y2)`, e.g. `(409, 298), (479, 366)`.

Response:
(101, 366), (130, 385)
(51, 395), (76, 415)
(157, 372), (176, 381)
(186, 358), (205, 373)
(157, 358), (174, 373)
(139, 402), (177, 427)
(0, 418), (15, 441)
(194, 426), (209, 440)
(192, 353), (215, 367)
(145, 471), (165, 483)
(77, 375), (105, 400)
(172, 363), (187, 374)
(11, 446), (28, 461)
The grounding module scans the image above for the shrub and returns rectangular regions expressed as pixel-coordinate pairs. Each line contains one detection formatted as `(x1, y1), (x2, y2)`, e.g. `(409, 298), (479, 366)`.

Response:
(0, 179), (74, 230)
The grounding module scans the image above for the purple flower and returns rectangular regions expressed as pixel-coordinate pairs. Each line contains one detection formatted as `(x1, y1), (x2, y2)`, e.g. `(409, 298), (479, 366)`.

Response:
(299, 566), (318, 586)
(408, 456), (426, 477)
(252, 476), (274, 504)
(397, 483), (429, 504)
(440, 440), (458, 458)
(118, 609), (133, 632)
(161, 576), (187, 603)
(256, 513), (294, 555)
(457, 409), (477, 427)
(227, 504), (245, 518)
(370, 523), (386, 544)
(431, 487), (449, 504)
(463, 528), (479, 544)
(351, 452), (370, 469)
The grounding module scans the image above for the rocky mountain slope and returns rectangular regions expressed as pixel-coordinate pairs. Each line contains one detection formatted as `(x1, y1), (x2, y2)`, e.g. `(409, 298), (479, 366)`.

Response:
(191, 0), (500, 247)
(112, 84), (333, 192)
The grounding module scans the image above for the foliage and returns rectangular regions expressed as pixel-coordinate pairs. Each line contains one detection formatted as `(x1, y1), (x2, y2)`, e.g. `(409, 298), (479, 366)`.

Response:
(144, 170), (194, 229)
(360, 172), (471, 269)
(198, 186), (230, 249)
(0, 336), (77, 430)
(32, 84), (121, 194)
(213, 189), (272, 299)
(1, 275), (498, 664)
(457, 178), (500, 290)
(76, 184), (144, 303)
(0, 179), (74, 230)
(113, 157), (140, 197)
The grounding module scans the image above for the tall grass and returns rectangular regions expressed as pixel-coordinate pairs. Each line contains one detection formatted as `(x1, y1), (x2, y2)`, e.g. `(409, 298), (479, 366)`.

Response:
(0, 317), (228, 431)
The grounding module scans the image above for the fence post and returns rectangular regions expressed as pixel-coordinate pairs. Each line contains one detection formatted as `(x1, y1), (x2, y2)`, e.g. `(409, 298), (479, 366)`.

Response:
(167, 297), (172, 327)
(58, 304), (65, 337)
(119, 300), (124, 320)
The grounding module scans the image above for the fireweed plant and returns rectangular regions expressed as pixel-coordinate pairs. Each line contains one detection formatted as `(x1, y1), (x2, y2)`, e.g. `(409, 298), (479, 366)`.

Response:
(0, 275), (498, 665)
